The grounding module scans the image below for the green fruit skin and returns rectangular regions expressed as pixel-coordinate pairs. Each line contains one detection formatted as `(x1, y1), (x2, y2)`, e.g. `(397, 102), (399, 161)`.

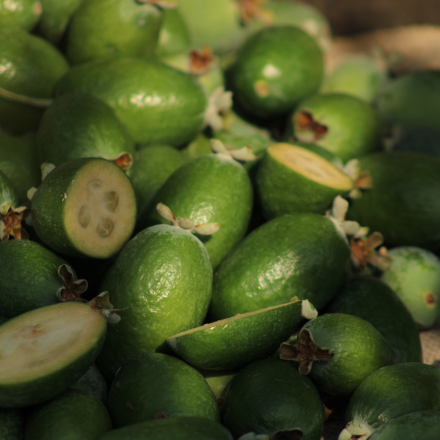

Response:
(290, 92), (382, 162)
(99, 417), (233, 440)
(66, 0), (163, 65)
(301, 313), (396, 396)
(36, 0), (84, 43)
(346, 152), (440, 252)
(380, 246), (440, 329)
(0, 29), (69, 134)
(0, 135), (40, 205)
(345, 363), (440, 432)
(25, 390), (112, 440)
(210, 213), (350, 320)
(156, 8), (192, 57)
(144, 154), (253, 270)
(108, 353), (220, 428)
(70, 364), (108, 403)
(326, 277), (422, 363)
(96, 224), (213, 380)
(0, 240), (74, 319)
(223, 359), (324, 440)
(368, 411), (440, 440)
(230, 25), (324, 118)
(255, 144), (352, 219)
(36, 93), (136, 167)
(167, 300), (304, 371)
(31, 157), (136, 259)
(55, 57), (207, 146)
(0, 302), (107, 408)
(0, 0), (41, 31)
(0, 407), (24, 440)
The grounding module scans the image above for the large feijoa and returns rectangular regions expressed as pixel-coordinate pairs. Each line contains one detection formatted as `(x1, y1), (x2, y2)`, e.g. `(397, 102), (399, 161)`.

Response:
(30, 158), (137, 259)
(209, 210), (351, 320)
(143, 142), (253, 269)
(55, 57), (208, 146)
(96, 206), (215, 379)
(0, 293), (117, 407)
(228, 25), (324, 119)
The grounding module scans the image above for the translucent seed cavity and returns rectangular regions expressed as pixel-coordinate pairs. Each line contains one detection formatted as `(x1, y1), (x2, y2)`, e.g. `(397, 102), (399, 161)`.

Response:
(96, 218), (114, 238)
(102, 191), (119, 213)
(87, 179), (103, 197)
(78, 205), (92, 229)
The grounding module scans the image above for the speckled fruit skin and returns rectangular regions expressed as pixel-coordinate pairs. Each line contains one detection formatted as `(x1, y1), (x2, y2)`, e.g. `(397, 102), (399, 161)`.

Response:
(55, 57), (207, 146)
(223, 359), (324, 440)
(344, 363), (440, 435)
(108, 353), (220, 428)
(326, 277), (422, 363)
(144, 154), (253, 270)
(346, 152), (440, 252)
(96, 225), (213, 380)
(209, 213), (350, 320)
(24, 390), (112, 440)
(0, 0), (41, 31)
(229, 25), (324, 118)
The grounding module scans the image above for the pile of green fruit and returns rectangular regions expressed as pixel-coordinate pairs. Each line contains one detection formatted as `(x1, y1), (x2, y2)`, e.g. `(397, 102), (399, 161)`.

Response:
(1, 0), (440, 439)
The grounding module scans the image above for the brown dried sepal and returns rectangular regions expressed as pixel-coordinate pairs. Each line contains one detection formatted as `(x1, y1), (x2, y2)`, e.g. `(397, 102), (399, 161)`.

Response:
(238, 0), (273, 25)
(110, 152), (133, 171)
(155, 413), (166, 419)
(0, 205), (28, 241)
(89, 291), (122, 324)
(56, 264), (88, 302)
(273, 429), (304, 440)
(189, 46), (218, 76)
(294, 110), (328, 142)
(280, 329), (334, 375)
(350, 231), (391, 272)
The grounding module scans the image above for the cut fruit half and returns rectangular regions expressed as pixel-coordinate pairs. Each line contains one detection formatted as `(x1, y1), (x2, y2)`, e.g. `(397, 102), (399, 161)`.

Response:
(166, 299), (316, 370)
(31, 158), (137, 259)
(0, 300), (107, 407)
(256, 142), (354, 218)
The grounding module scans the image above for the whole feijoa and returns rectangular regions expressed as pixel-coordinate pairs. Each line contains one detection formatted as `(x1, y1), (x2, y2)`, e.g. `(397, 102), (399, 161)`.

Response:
(229, 25), (324, 119)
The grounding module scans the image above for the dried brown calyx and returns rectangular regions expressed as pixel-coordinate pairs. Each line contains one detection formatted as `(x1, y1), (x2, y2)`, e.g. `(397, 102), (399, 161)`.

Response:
(0, 202), (28, 241)
(280, 329), (334, 375)
(350, 231), (391, 272)
(343, 159), (373, 199)
(238, 0), (273, 25)
(56, 264), (88, 302)
(189, 46), (218, 76)
(294, 110), (328, 143)
(89, 291), (122, 324)
(110, 152), (133, 171)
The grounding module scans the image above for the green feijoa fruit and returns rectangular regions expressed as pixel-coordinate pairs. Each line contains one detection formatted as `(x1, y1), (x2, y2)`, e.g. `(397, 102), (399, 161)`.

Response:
(326, 277), (422, 363)
(223, 359), (324, 440)
(0, 135), (39, 205)
(281, 313), (396, 396)
(368, 411), (440, 440)
(36, 93), (135, 167)
(70, 363), (108, 403)
(391, 127), (440, 158)
(210, 212), (350, 320)
(380, 246), (440, 329)
(96, 223), (213, 380)
(229, 25), (324, 119)
(167, 299), (316, 371)
(55, 57), (207, 146)
(108, 353), (220, 427)
(156, 8), (191, 57)
(321, 55), (386, 103)
(340, 363), (440, 440)
(0, 0), (42, 31)
(256, 142), (354, 219)
(66, 0), (163, 65)
(346, 152), (440, 252)
(99, 417), (233, 440)
(289, 92), (382, 162)
(197, 369), (237, 409)
(36, 0), (84, 44)
(181, 133), (212, 160)
(31, 157), (137, 259)
(126, 145), (187, 223)
(0, 29), (69, 135)
(376, 70), (440, 130)
(25, 389), (112, 440)
(0, 298), (111, 407)
(0, 240), (88, 319)
(144, 154), (253, 269)
(0, 407), (24, 440)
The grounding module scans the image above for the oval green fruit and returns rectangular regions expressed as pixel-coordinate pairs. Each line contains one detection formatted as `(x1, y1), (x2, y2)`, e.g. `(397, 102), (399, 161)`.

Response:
(70, 363), (108, 403)
(0, 0), (42, 31)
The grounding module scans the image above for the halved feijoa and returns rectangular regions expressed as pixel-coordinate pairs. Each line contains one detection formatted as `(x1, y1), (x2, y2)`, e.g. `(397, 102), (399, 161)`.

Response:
(31, 157), (136, 259)
(167, 299), (316, 370)
(256, 142), (354, 218)
(0, 300), (108, 407)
